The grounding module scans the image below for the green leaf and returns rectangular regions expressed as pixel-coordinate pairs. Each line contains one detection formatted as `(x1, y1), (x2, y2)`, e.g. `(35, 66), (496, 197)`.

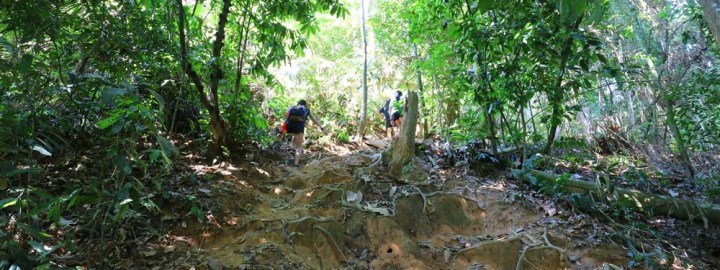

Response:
(101, 88), (129, 105)
(476, 0), (493, 13)
(588, 0), (606, 24)
(149, 150), (161, 162)
(571, 1), (587, 17)
(114, 203), (130, 222)
(97, 112), (122, 129)
(111, 119), (126, 134)
(18, 54), (33, 73)
(17, 223), (51, 241)
(156, 135), (178, 158)
(48, 202), (61, 223)
(147, 89), (165, 110)
(190, 204), (205, 221)
(0, 198), (17, 209)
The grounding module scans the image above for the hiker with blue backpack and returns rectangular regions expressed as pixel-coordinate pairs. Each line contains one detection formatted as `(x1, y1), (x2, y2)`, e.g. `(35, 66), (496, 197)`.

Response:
(285, 99), (327, 167)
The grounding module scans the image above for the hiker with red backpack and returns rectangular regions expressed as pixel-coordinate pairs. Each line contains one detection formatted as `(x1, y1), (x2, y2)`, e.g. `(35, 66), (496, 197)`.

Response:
(284, 99), (327, 167)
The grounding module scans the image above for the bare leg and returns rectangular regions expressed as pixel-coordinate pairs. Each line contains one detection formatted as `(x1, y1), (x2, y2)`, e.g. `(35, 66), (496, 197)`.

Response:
(393, 119), (402, 138)
(293, 133), (304, 166)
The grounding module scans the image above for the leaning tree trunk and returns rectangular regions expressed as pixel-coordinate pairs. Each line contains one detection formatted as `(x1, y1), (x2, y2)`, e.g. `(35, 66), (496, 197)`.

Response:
(355, 0), (369, 140)
(384, 91), (418, 176)
(519, 170), (720, 225)
(176, 0), (236, 158)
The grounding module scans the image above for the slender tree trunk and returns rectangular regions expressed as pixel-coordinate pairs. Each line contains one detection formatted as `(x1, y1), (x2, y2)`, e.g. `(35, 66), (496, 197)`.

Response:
(433, 75), (442, 135)
(544, 15), (583, 154)
(663, 98), (696, 178)
(624, 89), (636, 134)
(411, 44), (428, 139)
(579, 97), (592, 140)
(485, 102), (499, 154)
(176, 0), (235, 157)
(528, 99), (537, 134)
(234, 1), (252, 97)
(356, 0), (369, 140)
(385, 92), (418, 176)
(520, 104), (527, 165)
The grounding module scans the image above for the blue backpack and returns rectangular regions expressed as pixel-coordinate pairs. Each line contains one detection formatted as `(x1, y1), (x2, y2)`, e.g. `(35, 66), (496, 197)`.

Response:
(287, 106), (307, 122)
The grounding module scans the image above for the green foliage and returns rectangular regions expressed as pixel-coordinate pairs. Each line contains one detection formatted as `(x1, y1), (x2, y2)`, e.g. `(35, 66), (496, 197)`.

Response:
(337, 129), (350, 143)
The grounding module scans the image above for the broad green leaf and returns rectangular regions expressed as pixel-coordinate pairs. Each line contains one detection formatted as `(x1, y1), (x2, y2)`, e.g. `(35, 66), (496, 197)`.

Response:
(17, 223), (51, 241)
(149, 150), (161, 162)
(97, 113), (122, 129)
(101, 88), (129, 105)
(191, 204), (205, 221)
(114, 203), (130, 222)
(571, 1), (588, 17)
(0, 198), (17, 209)
(156, 135), (178, 158)
(588, 0), (606, 24)
(147, 89), (165, 109)
(48, 202), (61, 223)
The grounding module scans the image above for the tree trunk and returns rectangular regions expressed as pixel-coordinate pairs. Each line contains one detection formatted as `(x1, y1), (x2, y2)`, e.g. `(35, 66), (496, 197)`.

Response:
(385, 91), (418, 176)
(356, 0), (369, 140)
(176, 0), (235, 158)
(544, 15), (584, 154)
(412, 44), (428, 139)
(663, 100), (696, 178)
(234, 0), (252, 97)
(520, 170), (719, 224)
(485, 102), (499, 154)
(433, 75), (443, 134)
(701, 0), (720, 46)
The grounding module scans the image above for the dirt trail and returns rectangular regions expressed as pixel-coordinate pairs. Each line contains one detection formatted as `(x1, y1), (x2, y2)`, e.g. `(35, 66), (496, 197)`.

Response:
(146, 145), (630, 270)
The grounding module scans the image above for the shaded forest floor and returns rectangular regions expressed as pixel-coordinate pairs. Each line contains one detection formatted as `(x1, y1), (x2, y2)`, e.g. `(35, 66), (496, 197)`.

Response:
(95, 136), (720, 269)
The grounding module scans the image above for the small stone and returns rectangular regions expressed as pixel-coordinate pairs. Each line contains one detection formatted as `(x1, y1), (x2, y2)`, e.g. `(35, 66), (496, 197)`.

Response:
(568, 254), (580, 262)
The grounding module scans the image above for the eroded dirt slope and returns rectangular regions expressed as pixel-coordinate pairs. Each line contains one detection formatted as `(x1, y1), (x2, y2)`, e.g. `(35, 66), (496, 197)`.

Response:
(136, 145), (634, 269)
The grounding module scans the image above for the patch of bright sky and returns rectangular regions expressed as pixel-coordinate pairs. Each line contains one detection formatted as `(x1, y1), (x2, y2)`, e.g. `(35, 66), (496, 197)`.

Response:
(272, 0), (377, 94)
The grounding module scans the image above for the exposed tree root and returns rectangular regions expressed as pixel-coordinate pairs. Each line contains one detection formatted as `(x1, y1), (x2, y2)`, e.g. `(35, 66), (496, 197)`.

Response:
(313, 225), (348, 261)
(450, 236), (521, 262)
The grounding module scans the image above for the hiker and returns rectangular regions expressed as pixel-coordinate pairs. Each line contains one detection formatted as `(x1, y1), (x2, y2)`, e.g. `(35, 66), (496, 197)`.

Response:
(285, 99), (327, 167)
(391, 91), (405, 136)
(378, 97), (392, 139)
